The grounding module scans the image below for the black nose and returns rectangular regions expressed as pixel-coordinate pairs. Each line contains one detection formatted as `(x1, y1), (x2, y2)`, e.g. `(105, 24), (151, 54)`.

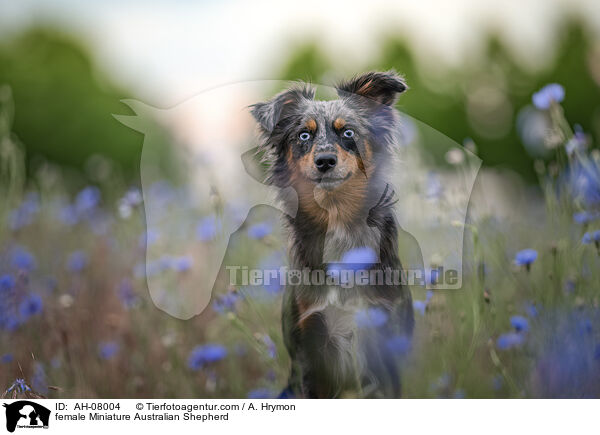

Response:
(314, 153), (337, 172)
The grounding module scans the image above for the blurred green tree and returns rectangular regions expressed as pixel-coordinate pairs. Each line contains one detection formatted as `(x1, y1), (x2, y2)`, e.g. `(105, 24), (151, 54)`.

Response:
(0, 28), (142, 180)
(276, 20), (600, 182)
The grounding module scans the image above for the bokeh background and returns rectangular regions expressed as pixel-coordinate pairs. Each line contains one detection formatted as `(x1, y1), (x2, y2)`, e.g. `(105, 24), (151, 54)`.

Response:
(1, 0), (600, 398)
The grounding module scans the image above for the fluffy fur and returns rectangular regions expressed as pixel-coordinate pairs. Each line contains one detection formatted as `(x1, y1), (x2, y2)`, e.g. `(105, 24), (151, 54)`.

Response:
(251, 71), (414, 398)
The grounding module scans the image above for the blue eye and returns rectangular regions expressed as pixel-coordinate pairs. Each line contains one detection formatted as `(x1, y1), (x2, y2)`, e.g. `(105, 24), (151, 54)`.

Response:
(299, 132), (311, 141)
(343, 129), (355, 138)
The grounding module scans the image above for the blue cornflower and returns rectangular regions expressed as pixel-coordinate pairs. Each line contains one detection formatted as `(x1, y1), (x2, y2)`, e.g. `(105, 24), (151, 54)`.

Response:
(31, 362), (48, 395)
(0, 313), (20, 332)
(425, 268), (441, 286)
(525, 302), (539, 317)
(11, 246), (36, 271)
(259, 252), (285, 295)
(117, 278), (138, 309)
(212, 290), (241, 314)
(170, 256), (193, 272)
(98, 341), (120, 360)
(413, 300), (427, 316)
(8, 193), (40, 231)
(18, 294), (43, 320)
(569, 160), (600, 207)
(0, 274), (15, 292)
(328, 247), (378, 280)
(144, 257), (172, 277)
(496, 332), (525, 350)
(341, 247), (377, 266)
(75, 186), (101, 215)
(188, 344), (227, 370)
(1, 354), (13, 364)
(510, 315), (529, 333)
(196, 215), (221, 242)
(492, 375), (504, 391)
(66, 251), (88, 273)
(123, 188), (142, 206)
(573, 211), (599, 225)
(6, 378), (31, 394)
(355, 307), (388, 328)
(247, 222), (272, 239)
(385, 335), (412, 356)
(582, 232), (592, 244)
(566, 127), (587, 156)
(325, 248), (376, 284)
(582, 230), (600, 244)
(247, 388), (277, 399)
(532, 83), (565, 110)
(261, 335), (277, 359)
(514, 249), (538, 270)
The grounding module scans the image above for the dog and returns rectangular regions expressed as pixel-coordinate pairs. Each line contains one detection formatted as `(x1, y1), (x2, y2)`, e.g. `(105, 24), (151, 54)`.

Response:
(251, 71), (414, 398)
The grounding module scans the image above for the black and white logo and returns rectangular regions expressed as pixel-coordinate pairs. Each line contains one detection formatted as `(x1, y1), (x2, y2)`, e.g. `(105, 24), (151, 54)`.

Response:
(3, 401), (50, 433)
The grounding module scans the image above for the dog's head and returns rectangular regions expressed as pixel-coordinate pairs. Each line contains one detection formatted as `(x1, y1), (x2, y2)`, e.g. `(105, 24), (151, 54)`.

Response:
(251, 71), (407, 224)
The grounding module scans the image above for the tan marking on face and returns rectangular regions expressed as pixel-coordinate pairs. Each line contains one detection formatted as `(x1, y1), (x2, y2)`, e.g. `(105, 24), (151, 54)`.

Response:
(288, 146), (328, 226)
(305, 118), (317, 132)
(356, 140), (373, 177)
(286, 146), (295, 169)
(311, 143), (375, 229)
(288, 141), (376, 230)
(333, 118), (346, 130)
(334, 143), (357, 175)
(296, 148), (314, 178)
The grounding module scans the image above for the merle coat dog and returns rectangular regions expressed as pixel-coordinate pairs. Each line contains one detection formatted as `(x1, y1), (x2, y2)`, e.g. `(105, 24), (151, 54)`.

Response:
(251, 71), (414, 398)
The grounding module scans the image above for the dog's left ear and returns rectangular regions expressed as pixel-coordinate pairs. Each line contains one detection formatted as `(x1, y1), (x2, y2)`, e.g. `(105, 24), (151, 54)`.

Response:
(250, 85), (315, 134)
(336, 71), (407, 106)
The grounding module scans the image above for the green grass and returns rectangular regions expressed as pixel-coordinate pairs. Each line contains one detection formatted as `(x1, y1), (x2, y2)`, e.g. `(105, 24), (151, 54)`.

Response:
(1, 90), (600, 399)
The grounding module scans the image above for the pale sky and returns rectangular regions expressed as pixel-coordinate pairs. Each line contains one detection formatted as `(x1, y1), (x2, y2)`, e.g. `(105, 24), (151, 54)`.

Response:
(1, 0), (599, 106)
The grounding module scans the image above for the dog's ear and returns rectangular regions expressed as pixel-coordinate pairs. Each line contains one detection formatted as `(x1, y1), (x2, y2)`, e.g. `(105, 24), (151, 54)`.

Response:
(337, 71), (407, 106)
(251, 85), (315, 133)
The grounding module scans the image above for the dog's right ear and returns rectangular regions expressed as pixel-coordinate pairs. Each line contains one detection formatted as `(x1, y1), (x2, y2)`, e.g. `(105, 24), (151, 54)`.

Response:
(336, 71), (407, 106)
(250, 85), (314, 134)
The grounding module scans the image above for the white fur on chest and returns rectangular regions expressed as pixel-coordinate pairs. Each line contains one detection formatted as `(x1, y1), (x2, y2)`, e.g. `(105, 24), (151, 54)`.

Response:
(322, 222), (382, 263)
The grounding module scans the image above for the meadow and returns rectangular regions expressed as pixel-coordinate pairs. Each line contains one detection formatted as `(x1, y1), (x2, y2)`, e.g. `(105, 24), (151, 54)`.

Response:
(1, 82), (600, 399)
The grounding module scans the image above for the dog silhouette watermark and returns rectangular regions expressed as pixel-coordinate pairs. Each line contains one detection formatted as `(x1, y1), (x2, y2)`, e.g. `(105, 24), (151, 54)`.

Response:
(3, 401), (50, 433)
(115, 80), (481, 320)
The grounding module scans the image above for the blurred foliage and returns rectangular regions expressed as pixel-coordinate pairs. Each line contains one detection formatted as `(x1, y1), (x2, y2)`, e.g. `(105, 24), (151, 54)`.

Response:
(2, 19), (600, 400)
(0, 28), (143, 182)
(0, 19), (599, 186)
(0, 86), (26, 201)
(279, 19), (600, 181)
